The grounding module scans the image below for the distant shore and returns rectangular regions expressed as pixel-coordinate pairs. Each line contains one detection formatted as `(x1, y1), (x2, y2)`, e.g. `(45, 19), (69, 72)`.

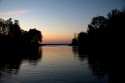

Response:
(41, 44), (69, 46)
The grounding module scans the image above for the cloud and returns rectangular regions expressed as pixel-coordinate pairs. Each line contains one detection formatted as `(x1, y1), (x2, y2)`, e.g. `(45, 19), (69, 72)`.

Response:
(0, 10), (31, 18)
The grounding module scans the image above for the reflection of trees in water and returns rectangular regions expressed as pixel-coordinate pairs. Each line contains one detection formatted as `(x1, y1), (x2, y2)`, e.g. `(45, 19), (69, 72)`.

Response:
(21, 46), (42, 64)
(72, 46), (78, 56)
(87, 52), (109, 78)
(72, 46), (87, 61)
(72, 46), (119, 83)
(0, 46), (42, 76)
(86, 49), (120, 83)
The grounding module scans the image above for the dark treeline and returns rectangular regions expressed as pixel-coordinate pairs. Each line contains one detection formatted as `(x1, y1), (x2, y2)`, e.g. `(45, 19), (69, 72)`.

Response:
(70, 8), (125, 83)
(71, 8), (125, 53)
(0, 18), (42, 47)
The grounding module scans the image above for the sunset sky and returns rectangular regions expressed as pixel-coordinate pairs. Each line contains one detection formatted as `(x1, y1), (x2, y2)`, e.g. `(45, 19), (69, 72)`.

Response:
(0, 0), (123, 44)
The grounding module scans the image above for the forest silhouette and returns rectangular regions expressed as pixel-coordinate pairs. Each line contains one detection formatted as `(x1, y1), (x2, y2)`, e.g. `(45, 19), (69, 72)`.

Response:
(71, 8), (124, 54)
(0, 18), (42, 48)
(70, 7), (124, 83)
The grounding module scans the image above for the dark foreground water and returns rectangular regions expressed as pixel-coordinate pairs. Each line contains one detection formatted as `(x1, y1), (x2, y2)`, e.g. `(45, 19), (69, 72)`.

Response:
(0, 46), (116, 83)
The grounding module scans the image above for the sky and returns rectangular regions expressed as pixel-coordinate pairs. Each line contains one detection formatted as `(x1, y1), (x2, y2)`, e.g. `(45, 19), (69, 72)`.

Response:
(0, 0), (124, 44)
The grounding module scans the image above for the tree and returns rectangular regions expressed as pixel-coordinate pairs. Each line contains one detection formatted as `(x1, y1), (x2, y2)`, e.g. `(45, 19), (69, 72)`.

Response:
(78, 32), (87, 47)
(107, 9), (121, 19)
(71, 38), (78, 46)
(12, 20), (22, 40)
(88, 16), (108, 32)
(0, 18), (43, 46)
(28, 28), (42, 43)
(0, 18), (11, 35)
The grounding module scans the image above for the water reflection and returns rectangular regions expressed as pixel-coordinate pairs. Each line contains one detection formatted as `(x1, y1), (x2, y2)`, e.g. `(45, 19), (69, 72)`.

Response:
(0, 46), (121, 83)
(87, 53), (109, 82)
(73, 46), (121, 83)
(72, 46), (87, 61)
(0, 46), (42, 77)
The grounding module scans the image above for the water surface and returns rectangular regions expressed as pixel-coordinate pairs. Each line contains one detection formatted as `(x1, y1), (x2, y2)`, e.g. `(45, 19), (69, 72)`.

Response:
(0, 46), (112, 83)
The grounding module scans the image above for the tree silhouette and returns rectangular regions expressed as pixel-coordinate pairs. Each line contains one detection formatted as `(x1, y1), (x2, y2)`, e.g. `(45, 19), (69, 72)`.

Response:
(70, 33), (78, 46)
(78, 32), (87, 47)
(0, 18), (42, 47)
(71, 38), (78, 46)
(72, 7), (125, 53)
(12, 20), (22, 40)
(28, 28), (42, 43)
(88, 16), (107, 31)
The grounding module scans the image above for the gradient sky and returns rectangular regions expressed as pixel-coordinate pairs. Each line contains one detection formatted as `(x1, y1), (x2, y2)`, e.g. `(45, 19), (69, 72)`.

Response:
(0, 0), (123, 44)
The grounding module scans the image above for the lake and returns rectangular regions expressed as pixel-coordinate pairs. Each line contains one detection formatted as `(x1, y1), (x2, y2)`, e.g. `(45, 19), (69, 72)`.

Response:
(0, 46), (115, 83)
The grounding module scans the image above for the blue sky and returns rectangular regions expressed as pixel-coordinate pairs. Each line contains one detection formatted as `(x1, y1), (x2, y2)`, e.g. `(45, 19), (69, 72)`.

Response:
(0, 0), (123, 44)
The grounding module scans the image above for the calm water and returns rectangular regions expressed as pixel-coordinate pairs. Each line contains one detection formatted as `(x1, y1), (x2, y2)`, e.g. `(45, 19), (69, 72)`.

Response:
(0, 46), (113, 83)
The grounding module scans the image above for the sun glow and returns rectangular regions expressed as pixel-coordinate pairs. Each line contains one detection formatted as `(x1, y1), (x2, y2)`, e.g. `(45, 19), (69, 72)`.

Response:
(42, 32), (72, 44)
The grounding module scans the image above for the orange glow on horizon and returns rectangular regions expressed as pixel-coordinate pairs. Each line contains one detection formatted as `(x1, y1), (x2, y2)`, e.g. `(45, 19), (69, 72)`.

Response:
(42, 32), (72, 44)
(42, 36), (72, 44)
